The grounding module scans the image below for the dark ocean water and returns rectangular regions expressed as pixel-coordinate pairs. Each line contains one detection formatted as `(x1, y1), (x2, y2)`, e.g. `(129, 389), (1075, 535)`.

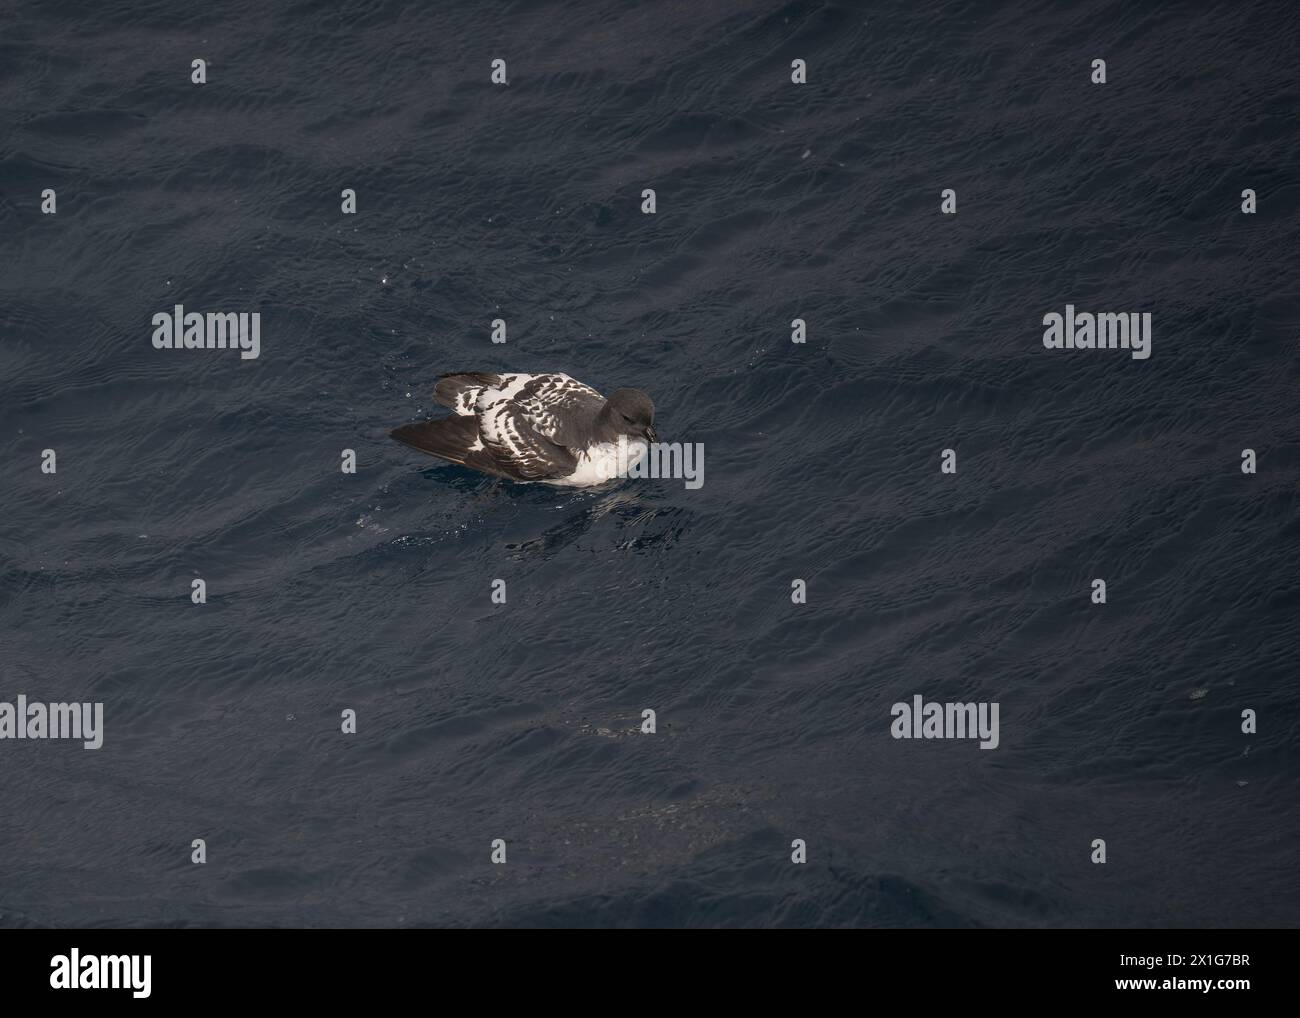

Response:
(1, 0), (1298, 928)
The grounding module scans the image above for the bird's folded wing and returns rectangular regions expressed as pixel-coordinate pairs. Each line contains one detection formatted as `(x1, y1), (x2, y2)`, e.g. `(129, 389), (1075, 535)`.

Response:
(391, 416), (524, 480)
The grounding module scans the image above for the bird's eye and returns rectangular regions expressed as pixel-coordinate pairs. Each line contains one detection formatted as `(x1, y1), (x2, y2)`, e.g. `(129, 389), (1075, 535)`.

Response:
(622, 413), (633, 422)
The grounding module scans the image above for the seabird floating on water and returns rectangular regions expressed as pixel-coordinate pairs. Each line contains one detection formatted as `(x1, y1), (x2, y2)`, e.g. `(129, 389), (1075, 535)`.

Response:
(391, 372), (657, 486)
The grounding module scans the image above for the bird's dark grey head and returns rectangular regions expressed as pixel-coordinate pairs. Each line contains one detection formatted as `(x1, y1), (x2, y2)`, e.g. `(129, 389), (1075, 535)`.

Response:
(600, 387), (658, 443)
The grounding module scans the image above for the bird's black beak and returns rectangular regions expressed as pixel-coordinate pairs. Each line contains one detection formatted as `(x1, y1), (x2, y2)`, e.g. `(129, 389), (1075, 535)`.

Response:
(644, 425), (658, 443)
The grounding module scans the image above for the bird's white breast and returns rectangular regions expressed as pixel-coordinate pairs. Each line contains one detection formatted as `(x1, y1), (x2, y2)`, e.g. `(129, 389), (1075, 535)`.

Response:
(546, 440), (648, 487)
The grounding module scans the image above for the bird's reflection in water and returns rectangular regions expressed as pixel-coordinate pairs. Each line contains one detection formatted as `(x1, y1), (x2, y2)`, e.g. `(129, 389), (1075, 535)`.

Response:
(505, 485), (684, 559)
(409, 464), (689, 558)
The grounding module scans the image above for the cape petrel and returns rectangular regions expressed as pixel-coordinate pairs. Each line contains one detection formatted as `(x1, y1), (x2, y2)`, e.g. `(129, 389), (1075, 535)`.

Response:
(391, 372), (658, 486)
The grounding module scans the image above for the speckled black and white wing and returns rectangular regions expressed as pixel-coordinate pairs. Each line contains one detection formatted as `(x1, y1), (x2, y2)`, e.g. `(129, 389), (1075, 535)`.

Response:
(513, 373), (606, 450)
(475, 377), (580, 480)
